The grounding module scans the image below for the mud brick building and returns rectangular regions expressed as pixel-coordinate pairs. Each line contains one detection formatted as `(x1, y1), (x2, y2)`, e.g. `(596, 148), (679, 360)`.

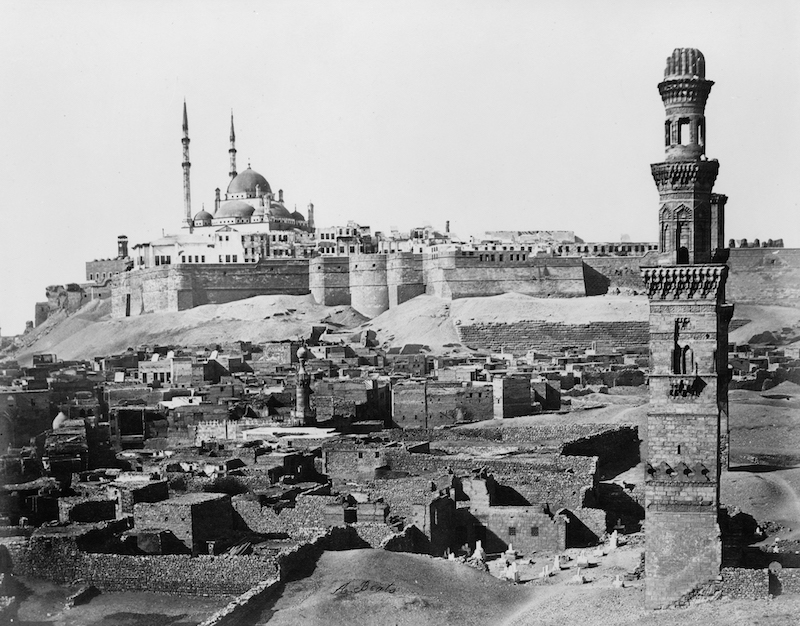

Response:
(642, 48), (733, 609)
(492, 374), (532, 419)
(391, 380), (493, 428)
(133, 492), (233, 555)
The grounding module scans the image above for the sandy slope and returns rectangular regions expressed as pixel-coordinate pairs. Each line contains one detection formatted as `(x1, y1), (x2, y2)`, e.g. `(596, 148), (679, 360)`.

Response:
(12, 295), (367, 365)
(10, 292), (798, 365)
(729, 304), (800, 344)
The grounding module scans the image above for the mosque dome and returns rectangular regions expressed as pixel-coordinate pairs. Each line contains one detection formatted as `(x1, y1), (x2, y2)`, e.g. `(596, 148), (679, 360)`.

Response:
(664, 48), (705, 79)
(193, 209), (213, 222)
(269, 203), (292, 219)
(216, 200), (255, 219)
(227, 167), (272, 197)
(290, 210), (305, 222)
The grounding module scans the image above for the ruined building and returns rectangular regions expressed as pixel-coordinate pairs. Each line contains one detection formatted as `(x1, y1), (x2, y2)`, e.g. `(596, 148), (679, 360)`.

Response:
(641, 48), (733, 609)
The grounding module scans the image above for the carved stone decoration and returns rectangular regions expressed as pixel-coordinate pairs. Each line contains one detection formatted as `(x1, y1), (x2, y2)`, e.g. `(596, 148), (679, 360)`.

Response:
(641, 265), (726, 300)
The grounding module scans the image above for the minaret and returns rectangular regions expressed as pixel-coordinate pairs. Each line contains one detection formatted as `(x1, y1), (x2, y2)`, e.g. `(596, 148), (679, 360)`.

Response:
(289, 346), (314, 426)
(651, 49), (725, 265)
(182, 101), (193, 232)
(229, 111), (237, 181)
(642, 48), (733, 609)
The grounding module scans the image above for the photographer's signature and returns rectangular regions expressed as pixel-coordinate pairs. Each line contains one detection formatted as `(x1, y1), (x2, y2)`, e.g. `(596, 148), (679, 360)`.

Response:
(332, 580), (397, 595)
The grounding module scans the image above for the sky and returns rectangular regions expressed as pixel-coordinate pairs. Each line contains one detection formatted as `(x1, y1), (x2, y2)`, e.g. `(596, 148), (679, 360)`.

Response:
(1, 1), (798, 335)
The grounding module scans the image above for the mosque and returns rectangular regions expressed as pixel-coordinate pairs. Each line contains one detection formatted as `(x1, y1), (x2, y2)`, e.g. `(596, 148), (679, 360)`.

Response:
(131, 104), (316, 269)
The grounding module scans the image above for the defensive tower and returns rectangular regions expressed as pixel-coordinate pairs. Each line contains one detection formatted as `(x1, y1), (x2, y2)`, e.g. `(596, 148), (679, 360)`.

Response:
(642, 48), (733, 609)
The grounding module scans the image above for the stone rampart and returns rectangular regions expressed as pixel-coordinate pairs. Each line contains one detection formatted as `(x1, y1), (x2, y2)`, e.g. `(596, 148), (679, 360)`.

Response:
(424, 253), (585, 299)
(387, 253), (425, 308)
(106, 247), (800, 318)
(309, 256), (351, 306)
(457, 320), (649, 355)
(349, 254), (389, 317)
(727, 248), (800, 306)
(582, 257), (645, 295)
(111, 261), (310, 317)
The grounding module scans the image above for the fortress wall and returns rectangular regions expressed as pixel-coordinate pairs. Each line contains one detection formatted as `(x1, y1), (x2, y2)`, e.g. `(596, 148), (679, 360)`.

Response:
(111, 262), (309, 317)
(582, 257), (645, 295)
(425, 253), (586, 299)
(386, 253), (425, 308)
(309, 256), (351, 306)
(108, 247), (800, 319)
(457, 320), (649, 356)
(111, 267), (192, 317)
(189, 261), (309, 307)
(349, 254), (389, 318)
(727, 248), (800, 306)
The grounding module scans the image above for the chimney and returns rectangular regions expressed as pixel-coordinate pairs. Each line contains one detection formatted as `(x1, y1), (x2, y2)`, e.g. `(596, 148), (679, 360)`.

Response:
(117, 235), (129, 259)
(445, 220), (450, 234)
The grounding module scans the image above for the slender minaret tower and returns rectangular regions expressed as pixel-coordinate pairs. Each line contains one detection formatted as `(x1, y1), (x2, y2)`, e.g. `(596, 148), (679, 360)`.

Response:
(289, 346), (314, 426)
(652, 49), (726, 265)
(182, 101), (193, 232)
(229, 111), (237, 181)
(642, 48), (733, 609)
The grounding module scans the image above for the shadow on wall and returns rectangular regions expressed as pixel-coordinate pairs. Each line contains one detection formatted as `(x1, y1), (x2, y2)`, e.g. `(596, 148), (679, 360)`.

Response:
(560, 509), (601, 548)
(596, 483), (644, 533)
(582, 263), (610, 296)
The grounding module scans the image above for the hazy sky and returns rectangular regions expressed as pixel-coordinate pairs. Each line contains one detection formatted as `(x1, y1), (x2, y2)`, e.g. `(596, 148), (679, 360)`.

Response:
(1, 1), (798, 334)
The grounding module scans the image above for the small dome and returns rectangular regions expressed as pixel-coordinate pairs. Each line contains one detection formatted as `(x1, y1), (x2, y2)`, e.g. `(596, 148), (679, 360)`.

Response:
(269, 203), (291, 219)
(664, 48), (705, 79)
(216, 200), (255, 219)
(53, 411), (68, 430)
(227, 167), (271, 197)
(290, 210), (305, 221)
(297, 346), (309, 361)
(193, 209), (213, 222)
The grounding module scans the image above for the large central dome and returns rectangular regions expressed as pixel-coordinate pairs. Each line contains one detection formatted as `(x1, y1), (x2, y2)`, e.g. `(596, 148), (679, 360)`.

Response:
(227, 167), (271, 197)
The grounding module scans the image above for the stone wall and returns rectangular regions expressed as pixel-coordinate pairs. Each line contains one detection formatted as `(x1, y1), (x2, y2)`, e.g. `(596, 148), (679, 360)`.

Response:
(774, 568), (800, 595)
(424, 253), (586, 300)
(582, 257), (645, 295)
(720, 567), (769, 599)
(381, 450), (597, 510)
(309, 256), (351, 306)
(111, 261), (310, 317)
(387, 253), (425, 308)
(727, 247), (800, 306)
(392, 381), (493, 429)
(231, 494), (338, 535)
(645, 511), (721, 609)
(6, 525), (368, 596)
(457, 320), (649, 356)
(349, 254), (389, 317)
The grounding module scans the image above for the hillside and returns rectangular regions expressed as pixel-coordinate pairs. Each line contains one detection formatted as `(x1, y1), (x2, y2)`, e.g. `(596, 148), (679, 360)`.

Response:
(8, 292), (799, 365)
(10, 295), (367, 365)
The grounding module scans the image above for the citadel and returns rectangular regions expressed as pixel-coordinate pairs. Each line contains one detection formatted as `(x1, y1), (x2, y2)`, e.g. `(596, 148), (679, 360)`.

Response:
(74, 99), (786, 323)
(2, 47), (800, 624)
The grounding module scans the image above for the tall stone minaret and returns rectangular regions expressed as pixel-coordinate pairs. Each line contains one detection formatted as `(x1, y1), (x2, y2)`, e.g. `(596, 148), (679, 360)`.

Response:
(642, 48), (733, 609)
(182, 101), (193, 232)
(652, 49), (726, 265)
(229, 111), (238, 181)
